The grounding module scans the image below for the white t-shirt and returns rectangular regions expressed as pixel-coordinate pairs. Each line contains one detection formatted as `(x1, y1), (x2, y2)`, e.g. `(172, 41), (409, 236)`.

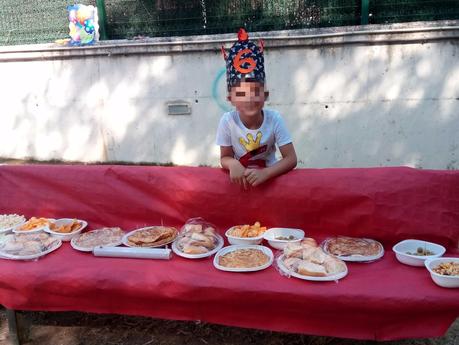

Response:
(216, 109), (292, 167)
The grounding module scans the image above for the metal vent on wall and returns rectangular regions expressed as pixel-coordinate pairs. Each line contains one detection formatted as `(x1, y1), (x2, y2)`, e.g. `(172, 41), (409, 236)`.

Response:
(167, 102), (191, 115)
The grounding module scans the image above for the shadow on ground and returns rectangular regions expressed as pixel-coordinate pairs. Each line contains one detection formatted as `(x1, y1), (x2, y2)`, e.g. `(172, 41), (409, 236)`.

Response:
(0, 308), (458, 345)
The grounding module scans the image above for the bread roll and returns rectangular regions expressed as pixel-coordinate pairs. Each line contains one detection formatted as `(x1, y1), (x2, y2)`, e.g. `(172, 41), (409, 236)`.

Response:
(203, 227), (216, 236)
(297, 261), (327, 277)
(184, 224), (203, 233)
(183, 244), (208, 254)
(177, 236), (192, 249)
(301, 247), (316, 260)
(190, 232), (215, 249)
(309, 248), (327, 265)
(301, 237), (317, 247)
(324, 257), (347, 275)
(283, 257), (302, 271)
(284, 243), (303, 258)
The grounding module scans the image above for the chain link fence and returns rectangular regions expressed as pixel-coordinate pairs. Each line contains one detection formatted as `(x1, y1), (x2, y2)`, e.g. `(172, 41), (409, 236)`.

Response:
(1, 1), (459, 46)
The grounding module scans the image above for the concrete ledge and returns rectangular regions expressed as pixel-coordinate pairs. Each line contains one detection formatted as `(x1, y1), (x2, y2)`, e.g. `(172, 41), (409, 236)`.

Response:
(1, 20), (459, 62)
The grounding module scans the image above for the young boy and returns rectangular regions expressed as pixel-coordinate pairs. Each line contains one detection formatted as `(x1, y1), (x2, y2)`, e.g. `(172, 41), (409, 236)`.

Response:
(216, 29), (297, 189)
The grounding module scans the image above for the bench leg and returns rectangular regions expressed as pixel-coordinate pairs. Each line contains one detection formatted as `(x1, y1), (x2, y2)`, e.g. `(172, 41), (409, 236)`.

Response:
(6, 309), (21, 345)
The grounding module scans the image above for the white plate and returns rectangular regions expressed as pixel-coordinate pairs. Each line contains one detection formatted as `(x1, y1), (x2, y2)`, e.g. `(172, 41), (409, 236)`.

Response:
(321, 238), (385, 262)
(122, 226), (178, 248)
(276, 254), (348, 281)
(172, 234), (224, 259)
(225, 226), (264, 245)
(70, 229), (124, 252)
(13, 218), (55, 234)
(392, 239), (445, 267)
(45, 218), (88, 242)
(213, 245), (273, 272)
(0, 235), (62, 260)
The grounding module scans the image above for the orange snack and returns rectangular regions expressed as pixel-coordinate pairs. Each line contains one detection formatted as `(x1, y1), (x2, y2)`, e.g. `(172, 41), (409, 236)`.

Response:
(230, 222), (267, 238)
(18, 217), (50, 231)
(49, 219), (81, 233)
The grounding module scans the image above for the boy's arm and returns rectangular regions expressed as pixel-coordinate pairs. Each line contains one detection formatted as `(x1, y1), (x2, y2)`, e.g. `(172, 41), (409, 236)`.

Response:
(244, 143), (297, 186)
(220, 146), (249, 189)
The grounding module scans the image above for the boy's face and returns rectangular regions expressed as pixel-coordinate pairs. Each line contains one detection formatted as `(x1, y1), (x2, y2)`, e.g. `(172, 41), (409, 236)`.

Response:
(228, 82), (267, 117)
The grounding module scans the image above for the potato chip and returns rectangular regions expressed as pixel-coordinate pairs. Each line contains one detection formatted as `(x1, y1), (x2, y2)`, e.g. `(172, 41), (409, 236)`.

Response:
(18, 217), (50, 231)
(230, 222), (266, 238)
(49, 219), (81, 233)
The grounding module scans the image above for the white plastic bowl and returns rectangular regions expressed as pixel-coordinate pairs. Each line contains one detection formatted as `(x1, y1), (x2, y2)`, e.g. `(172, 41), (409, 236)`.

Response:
(425, 257), (459, 288)
(0, 220), (26, 234)
(262, 228), (304, 250)
(392, 239), (445, 267)
(45, 218), (88, 242)
(225, 226), (264, 245)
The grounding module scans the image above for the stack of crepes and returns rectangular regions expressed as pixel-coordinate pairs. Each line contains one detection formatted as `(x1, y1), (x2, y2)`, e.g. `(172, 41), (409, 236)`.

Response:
(72, 227), (124, 251)
(323, 236), (383, 257)
(127, 226), (178, 247)
(281, 238), (347, 277)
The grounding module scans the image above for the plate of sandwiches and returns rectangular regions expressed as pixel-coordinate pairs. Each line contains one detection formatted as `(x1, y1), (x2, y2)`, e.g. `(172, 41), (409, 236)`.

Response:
(172, 223), (224, 259)
(321, 236), (384, 262)
(122, 226), (178, 248)
(213, 245), (274, 272)
(0, 232), (62, 260)
(277, 238), (348, 281)
(71, 227), (125, 252)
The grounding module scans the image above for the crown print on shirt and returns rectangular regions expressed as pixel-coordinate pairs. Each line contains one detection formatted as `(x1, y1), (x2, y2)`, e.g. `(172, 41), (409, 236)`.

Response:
(239, 132), (262, 152)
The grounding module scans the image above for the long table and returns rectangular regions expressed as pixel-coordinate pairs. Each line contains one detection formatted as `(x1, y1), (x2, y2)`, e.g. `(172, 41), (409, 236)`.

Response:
(0, 165), (458, 341)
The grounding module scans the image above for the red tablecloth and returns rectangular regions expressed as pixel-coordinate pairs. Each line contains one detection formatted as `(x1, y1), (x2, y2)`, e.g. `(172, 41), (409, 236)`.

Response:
(0, 165), (458, 340)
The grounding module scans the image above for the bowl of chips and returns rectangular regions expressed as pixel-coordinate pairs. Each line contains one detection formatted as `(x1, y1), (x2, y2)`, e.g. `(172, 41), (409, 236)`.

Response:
(45, 218), (87, 241)
(13, 217), (53, 234)
(225, 222), (267, 245)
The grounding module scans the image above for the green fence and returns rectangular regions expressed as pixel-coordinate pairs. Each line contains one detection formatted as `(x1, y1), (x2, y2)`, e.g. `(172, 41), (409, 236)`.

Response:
(1, 1), (459, 46)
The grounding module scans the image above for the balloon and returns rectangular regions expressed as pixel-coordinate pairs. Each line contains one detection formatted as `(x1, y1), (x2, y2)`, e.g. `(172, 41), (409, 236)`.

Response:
(67, 5), (98, 46)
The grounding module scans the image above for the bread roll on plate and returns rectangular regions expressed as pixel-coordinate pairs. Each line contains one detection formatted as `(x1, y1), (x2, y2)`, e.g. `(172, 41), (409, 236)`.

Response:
(301, 237), (318, 247)
(297, 261), (327, 277)
(284, 243), (303, 258)
(324, 257), (347, 275)
(183, 244), (208, 254)
(190, 232), (215, 249)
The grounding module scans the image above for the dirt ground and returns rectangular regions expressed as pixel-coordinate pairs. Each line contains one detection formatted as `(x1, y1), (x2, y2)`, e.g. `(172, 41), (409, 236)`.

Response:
(0, 308), (457, 345)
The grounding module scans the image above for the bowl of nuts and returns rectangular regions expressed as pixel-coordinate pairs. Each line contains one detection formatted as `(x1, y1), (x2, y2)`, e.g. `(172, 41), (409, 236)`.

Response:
(392, 239), (445, 267)
(424, 258), (459, 288)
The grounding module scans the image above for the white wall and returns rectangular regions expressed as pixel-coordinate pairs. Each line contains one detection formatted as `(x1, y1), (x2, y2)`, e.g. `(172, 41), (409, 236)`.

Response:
(1, 21), (458, 169)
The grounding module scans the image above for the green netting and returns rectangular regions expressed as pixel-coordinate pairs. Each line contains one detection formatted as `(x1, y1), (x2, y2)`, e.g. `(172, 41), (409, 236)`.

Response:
(0, 1), (459, 46)
(370, 0), (459, 24)
(104, 0), (361, 39)
(0, 0), (96, 46)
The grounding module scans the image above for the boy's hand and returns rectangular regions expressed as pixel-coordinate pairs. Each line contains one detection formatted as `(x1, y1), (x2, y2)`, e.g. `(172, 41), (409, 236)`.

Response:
(244, 168), (270, 187)
(229, 161), (248, 189)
